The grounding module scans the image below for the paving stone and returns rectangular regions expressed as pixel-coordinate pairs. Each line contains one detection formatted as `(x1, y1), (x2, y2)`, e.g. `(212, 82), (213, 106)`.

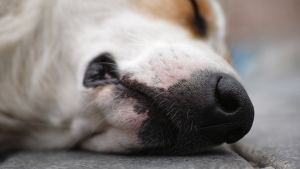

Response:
(231, 57), (300, 169)
(0, 146), (253, 169)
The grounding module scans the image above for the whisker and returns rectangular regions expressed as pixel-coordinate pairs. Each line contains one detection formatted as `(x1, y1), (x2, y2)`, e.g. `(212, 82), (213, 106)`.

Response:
(171, 109), (181, 121)
(88, 113), (115, 139)
(77, 99), (98, 119)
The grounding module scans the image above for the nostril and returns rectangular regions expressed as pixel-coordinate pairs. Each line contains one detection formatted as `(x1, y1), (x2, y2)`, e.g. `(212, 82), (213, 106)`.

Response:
(215, 77), (239, 112)
(224, 128), (246, 144)
(212, 74), (254, 146)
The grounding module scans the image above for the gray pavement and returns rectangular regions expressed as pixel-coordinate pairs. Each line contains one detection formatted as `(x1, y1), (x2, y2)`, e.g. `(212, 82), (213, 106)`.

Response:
(0, 147), (252, 169)
(232, 76), (300, 169)
(230, 34), (300, 169)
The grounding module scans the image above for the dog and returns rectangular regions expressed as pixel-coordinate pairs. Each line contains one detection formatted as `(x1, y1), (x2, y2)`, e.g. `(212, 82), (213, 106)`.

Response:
(0, 0), (254, 155)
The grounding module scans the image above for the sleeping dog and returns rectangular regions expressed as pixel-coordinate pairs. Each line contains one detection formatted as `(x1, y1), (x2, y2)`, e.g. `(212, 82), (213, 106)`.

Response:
(0, 0), (254, 155)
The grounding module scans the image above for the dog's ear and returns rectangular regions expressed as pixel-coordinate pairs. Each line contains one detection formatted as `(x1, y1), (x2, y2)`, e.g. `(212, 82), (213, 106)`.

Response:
(193, 0), (231, 63)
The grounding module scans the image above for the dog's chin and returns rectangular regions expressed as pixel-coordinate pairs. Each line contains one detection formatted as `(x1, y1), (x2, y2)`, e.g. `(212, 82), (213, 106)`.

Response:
(114, 80), (215, 155)
(112, 80), (178, 151)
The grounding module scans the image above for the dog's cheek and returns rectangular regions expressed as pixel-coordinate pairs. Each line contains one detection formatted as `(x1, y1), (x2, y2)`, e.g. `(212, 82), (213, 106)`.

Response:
(92, 85), (149, 130)
(106, 98), (149, 130)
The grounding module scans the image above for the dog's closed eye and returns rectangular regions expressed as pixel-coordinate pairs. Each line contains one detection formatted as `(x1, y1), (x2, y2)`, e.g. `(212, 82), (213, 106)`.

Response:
(190, 0), (207, 35)
(83, 53), (118, 88)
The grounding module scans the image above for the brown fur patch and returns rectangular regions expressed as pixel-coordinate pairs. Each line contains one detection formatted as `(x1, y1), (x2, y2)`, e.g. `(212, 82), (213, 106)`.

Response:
(194, 0), (215, 25)
(193, 0), (217, 37)
(130, 0), (213, 37)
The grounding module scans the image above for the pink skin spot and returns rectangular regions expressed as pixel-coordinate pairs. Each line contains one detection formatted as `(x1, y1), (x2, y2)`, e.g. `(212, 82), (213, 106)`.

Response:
(178, 65), (183, 69)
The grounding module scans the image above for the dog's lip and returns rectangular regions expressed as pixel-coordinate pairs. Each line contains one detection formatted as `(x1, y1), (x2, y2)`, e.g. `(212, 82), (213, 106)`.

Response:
(116, 79), (151, 97)
(197, 122), (232, 129)
(141, 123), (233, 155)
(138, 121), (238, 155)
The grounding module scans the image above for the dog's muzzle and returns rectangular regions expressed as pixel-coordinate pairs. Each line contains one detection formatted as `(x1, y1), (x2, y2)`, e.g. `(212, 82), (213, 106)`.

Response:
(122, 71), (254, 155)
(83, 54), (254, 155)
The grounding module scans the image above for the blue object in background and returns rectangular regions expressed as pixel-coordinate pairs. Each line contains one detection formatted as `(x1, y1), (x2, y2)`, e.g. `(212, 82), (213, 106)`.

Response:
(230, 43), (256, 81)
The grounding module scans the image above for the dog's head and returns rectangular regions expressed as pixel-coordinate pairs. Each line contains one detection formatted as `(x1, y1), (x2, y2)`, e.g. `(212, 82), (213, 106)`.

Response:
(74, 0), (254, 154)
(0, 0), (254, 154)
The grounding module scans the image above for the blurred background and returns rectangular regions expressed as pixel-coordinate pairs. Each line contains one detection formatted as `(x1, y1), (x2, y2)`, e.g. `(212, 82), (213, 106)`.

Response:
(219, 1), (300, 165)
(220, 0), (300, 82)
(218, 0), (300, 116)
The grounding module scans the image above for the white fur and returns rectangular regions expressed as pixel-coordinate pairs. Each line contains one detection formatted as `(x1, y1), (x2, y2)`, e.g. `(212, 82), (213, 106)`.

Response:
(0, 0), (237, 153)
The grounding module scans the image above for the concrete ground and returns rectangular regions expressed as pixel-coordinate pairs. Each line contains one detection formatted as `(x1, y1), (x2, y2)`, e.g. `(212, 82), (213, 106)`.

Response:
(0, 148), (253, 169)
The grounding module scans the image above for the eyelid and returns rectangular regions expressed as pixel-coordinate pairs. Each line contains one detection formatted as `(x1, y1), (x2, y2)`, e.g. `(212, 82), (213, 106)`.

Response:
(189, 0), (207, 35)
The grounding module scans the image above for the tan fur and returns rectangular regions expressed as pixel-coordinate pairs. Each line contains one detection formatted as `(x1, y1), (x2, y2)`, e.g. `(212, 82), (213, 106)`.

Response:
(131, 0), (219, 38)
(194, 0), (217, 32)
(131, 0), (197, 35)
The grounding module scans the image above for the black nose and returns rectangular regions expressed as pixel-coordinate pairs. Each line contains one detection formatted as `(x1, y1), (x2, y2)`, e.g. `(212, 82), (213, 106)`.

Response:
(214, 74), (254, 143)
(165, 71), (254, 150)
(136, 71), (254, 154)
